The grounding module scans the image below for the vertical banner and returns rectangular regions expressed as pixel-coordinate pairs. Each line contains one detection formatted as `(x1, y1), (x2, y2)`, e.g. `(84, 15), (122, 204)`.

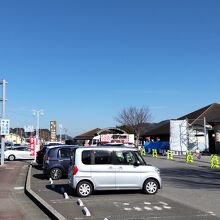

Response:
(30, 136), (35, 156)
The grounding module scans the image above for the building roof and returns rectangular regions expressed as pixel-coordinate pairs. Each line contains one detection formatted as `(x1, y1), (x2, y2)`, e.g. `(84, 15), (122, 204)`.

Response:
(73, 127), (129, 140)
(178, 103), (220, 125)
(144, 103), (220, 136)
(73, 128), (101, 140)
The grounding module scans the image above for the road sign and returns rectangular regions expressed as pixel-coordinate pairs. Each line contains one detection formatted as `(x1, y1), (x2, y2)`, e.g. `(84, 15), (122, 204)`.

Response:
(0, 119), (10, 135)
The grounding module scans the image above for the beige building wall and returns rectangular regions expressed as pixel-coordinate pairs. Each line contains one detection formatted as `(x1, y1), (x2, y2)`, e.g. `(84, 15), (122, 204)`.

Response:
(5, 133), (22, 144)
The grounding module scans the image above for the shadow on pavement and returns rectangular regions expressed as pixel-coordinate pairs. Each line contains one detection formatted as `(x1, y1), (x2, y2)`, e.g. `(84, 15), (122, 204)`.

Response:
(33, 173), (47, 180)
(46, 183), (70, 195)
(161, 167), (220, 190)
(32, 164), (43, 170)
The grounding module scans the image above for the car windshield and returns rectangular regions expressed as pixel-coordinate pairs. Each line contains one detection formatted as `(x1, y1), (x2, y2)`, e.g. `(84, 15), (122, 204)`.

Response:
(12, 147), (28, 151)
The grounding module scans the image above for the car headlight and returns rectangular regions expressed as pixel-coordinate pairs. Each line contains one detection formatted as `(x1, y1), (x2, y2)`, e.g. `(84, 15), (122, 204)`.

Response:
(155, 167), (160, 174)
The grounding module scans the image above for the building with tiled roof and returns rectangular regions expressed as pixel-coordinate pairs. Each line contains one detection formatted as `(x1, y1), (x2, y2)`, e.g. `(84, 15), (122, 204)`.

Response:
(143, 103), (220, 153)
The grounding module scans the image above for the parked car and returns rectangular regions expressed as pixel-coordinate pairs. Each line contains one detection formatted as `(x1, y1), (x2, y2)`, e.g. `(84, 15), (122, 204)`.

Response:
(3, 147), (34, 161)
(36, 145), (49, 165)
(68, 146), (161, 197)
(36, 143), (65, 165)
(43, 145), (79, 180)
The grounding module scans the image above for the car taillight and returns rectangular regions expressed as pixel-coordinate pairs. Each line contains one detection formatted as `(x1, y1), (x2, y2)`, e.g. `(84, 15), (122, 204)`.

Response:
(73, 165), (78, 175)
(45, 156), (50, 164)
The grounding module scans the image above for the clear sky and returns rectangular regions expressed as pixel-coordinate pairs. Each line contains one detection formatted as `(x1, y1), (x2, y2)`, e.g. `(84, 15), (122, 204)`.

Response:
(0, 0), (220, 137)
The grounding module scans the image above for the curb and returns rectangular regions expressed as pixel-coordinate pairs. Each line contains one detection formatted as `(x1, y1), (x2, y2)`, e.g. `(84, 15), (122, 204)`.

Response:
(25, 163), (67, 220)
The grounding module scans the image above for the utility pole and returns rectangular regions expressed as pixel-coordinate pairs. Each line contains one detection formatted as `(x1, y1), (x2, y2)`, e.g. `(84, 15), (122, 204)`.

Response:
(1, 79), (7, 166)
(33, 109), (44, 162)
(204, 117), (208, 152)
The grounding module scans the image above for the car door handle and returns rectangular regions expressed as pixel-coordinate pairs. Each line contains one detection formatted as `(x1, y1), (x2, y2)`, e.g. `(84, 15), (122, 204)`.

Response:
(118, 167), (123, 170)
(109, 166), (114, 169)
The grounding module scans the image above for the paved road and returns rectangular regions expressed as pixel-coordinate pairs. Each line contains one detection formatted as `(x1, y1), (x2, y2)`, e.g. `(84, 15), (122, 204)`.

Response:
(0, 160), (49, 220)
(145, 155), (220, 218)
(30, 159), (220, 220)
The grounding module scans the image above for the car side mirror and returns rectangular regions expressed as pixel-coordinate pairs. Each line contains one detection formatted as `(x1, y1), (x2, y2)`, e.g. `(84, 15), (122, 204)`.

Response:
(134, 161), (140, 166)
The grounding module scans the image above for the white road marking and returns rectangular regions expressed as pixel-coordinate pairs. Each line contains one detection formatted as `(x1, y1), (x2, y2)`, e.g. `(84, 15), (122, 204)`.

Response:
(124, 208), (132, 211)
(123, 203), (130, 206)
(159, 201), (168, 206)
(144, 202), (151, 205)
(207, 211), (216, 216)
(163, 206), (172, 209)
(144, 206), (152, 211)
(153, 206), (162, 211)
(133, 207), (142, 211)
(14, 186), (24, 190)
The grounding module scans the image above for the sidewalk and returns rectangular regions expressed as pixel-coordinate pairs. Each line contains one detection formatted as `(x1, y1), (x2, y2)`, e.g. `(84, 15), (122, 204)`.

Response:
(0, 161), (49, 220)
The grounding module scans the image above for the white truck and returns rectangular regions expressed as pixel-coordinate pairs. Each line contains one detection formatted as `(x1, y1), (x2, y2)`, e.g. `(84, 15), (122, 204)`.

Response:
(90, 133), (135, 146)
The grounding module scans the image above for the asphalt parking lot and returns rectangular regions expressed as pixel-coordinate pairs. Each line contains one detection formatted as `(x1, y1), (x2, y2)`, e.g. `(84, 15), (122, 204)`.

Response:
(29, 161), (220, 220)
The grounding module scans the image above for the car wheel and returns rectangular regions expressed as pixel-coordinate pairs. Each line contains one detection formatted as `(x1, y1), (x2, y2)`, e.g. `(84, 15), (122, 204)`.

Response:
(76, 181), (93, 197)
(8, 155), (15, 161)
(50, 168), (62, 180)
(143, 179), (159, 195)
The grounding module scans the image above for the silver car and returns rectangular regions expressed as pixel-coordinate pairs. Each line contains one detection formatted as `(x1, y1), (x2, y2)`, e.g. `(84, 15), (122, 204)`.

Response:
(68, 146), (161, 197)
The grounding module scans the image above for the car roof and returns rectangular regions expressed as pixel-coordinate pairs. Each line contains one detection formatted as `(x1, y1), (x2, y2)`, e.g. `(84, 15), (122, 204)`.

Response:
(76, 145), (137, 151)
(47, 144), (79, 150)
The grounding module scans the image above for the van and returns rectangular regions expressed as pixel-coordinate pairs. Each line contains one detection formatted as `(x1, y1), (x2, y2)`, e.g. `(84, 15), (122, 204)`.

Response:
(68, 146), (161, 197)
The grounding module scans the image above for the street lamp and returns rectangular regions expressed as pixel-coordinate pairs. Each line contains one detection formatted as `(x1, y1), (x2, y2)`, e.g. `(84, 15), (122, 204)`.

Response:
(64, 128), (67, 141)
(32, 109), (44, 161)
(59, 124), (63, 143)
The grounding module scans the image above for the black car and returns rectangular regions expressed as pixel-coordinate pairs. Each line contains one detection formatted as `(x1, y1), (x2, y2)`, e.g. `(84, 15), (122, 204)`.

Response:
(36, 143), (64, 164)
(36, 145), (49, 164)
(43, 145), (78, 180)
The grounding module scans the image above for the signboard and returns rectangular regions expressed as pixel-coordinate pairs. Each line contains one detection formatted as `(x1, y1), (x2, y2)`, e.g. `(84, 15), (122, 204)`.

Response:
(24, 125), (34, 132)
(0, 119), (10, 135)
(170, 120), (188, 154)
(50, 121), (57, 141)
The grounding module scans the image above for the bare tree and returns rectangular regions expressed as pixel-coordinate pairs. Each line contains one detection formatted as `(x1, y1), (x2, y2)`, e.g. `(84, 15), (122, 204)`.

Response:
(115, 106), (151, 146)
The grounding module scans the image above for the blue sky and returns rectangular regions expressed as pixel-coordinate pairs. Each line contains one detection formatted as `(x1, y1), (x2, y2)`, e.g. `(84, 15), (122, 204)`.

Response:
(0, 0), (220, 136)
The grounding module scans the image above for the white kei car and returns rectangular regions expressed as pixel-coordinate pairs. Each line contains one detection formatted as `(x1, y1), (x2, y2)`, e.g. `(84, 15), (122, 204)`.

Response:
(3, 147), (35, 161)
